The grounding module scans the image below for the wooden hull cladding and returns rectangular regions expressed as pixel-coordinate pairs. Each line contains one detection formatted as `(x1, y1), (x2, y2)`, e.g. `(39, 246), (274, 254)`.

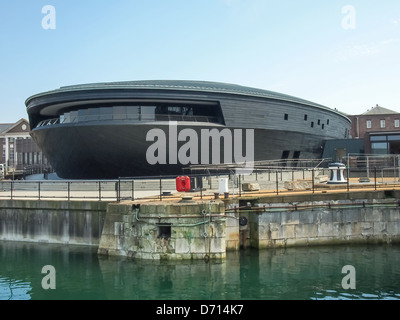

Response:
(26, 80), (351, 179)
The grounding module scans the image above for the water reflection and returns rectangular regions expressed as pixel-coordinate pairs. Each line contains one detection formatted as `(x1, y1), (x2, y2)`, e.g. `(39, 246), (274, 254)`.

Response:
(0, 241), (399, 300)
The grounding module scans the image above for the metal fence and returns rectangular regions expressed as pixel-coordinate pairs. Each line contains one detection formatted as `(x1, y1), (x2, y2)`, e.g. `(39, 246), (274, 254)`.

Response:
(1, 155), (400, 202)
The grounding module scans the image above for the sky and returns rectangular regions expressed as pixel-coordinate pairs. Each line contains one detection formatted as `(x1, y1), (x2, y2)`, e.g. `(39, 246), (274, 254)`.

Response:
(0, 0), (399, 123)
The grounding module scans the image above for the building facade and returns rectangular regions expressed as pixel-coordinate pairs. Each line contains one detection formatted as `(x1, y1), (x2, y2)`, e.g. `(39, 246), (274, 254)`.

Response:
(0, 118), (51, 176)
(347, 105), (400, 155)
(25, 80), (351, 179)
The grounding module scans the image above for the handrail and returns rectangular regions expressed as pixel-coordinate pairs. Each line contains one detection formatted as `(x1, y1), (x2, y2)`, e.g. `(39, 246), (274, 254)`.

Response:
(36, 114), (221, 128)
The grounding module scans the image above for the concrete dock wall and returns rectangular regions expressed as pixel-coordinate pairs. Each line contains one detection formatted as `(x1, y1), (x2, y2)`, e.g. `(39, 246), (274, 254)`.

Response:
(224, 191), (400, 250)
(1, 189), (400, 260)
(252, 200), (400, 248)
(97, 200), (226, 260)
(0, 200), (107, 246)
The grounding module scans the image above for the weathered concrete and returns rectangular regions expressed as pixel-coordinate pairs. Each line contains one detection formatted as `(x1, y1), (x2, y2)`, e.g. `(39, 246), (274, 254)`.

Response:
(223, 190), (400, 249)
(0, 200), (107, 245)
(97, 200), (226, 260)
(1, 189), (400, 260)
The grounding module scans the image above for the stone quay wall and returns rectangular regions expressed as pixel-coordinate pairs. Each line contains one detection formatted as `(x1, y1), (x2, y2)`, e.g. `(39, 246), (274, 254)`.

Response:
(97, 200), (226, 260)
(1, 190), (400, 260)
(0, 200), (107, 246)
(224, 191), (400, 250)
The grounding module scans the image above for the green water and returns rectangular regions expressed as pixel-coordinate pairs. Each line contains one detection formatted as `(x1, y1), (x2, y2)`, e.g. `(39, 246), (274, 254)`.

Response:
(0, 241), (399, 301)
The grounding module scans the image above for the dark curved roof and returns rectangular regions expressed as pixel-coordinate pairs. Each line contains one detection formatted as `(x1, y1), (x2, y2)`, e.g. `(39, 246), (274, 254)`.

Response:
(26, 80), (349, 120)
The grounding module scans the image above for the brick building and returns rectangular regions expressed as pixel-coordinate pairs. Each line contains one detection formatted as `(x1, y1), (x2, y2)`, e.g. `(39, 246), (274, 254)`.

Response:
(347, 105), (400, 154)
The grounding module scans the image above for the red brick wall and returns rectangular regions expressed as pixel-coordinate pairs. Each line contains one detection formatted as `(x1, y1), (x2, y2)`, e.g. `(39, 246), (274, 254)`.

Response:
(349, 114), (400, 139)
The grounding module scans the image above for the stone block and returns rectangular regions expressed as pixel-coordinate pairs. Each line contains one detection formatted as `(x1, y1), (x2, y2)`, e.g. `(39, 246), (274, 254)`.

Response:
(225, 213), (239, 228)
(191, 238), (207, 253)
(299, 211), (316, 224)
(257, 239), (272, 249)
(166, 204), (181, 215)
(226, 239), (239, 251)
(210, 237), (226, 253)
(331, 210), (344, 223)
(282, 224), (295, 239)
(343, 210), (361, 223)
(284, 180), (312, 190)
(318, 210), (333, 223)
(242, 182), (260, 191)
(259, 211), (281, 224)
(270, 224), (282, 240)
(156, 205), (167, 214)
(318, 223), (335, 237)
(373, 222), (387, 235)
(175, 238), (190, 254)
(295, 223), (317, 238)
(387, 221), (400, 235)
(360, 222), (374, 236)
(389, 210), (400, 222)
(281, 211), (299, 225)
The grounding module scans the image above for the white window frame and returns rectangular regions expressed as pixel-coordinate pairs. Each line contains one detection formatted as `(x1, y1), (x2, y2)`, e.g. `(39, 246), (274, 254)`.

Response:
(395, 119), (399, 128)
(380, 120), (386, 128)
(366, 120), (371, 129)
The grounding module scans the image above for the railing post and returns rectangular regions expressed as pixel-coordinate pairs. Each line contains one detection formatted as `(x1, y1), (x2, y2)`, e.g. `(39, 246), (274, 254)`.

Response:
(312, 169), (315, 194)
(374, 167), (377, 191)
(118, 178), (121, 202)
(98, 180), (101, 201)
(10, 180), (13, 200)
(276, 171), (279, 195)
(159, 176), (162, 201)
(68, 181), (70, 201)
(200, 175), (203, 200)
(239, 174), (242, 197)
(38, 181), (41, 200)
(132, 180), (134, 201)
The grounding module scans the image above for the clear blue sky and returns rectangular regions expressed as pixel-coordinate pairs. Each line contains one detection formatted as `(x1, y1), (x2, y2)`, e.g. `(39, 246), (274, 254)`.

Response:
(0, 0), (399, 123)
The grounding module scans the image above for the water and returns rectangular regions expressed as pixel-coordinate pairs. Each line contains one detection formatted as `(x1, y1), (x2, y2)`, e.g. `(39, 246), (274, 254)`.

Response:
(0, 241), (399, 301)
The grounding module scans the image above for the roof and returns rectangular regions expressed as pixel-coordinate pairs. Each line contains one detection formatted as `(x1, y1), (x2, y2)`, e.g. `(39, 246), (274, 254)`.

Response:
(27, 80), (334, 112)
(362, 105), (399, 115)
(0, 119), (29, 136)
(0, 123), (13, 134)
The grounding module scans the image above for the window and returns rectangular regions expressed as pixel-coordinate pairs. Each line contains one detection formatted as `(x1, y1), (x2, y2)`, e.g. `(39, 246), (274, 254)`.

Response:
(370, 135), (386, 141)
(371, 142), (388, 155)
(284, 114), (288, 120)
(311, 122), (314, 128)
(395, 119), (399, 128)
(327, 119), (330, 125)
(380, 120), (385, 128)
(366, 120), (371, 129)
(304, 115), (308, 121)
(317, 120), (321, 125)
(322, 124), (325, 129)
(281, 150), (290, 159)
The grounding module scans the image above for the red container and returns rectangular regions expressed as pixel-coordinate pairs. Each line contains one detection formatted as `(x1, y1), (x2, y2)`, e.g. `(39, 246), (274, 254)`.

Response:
(176, 176), (191, 192)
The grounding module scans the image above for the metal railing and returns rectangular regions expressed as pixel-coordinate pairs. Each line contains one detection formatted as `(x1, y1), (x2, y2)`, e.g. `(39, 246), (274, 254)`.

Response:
(1, 155), (400, 202)
(36, 114), (221, 128)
